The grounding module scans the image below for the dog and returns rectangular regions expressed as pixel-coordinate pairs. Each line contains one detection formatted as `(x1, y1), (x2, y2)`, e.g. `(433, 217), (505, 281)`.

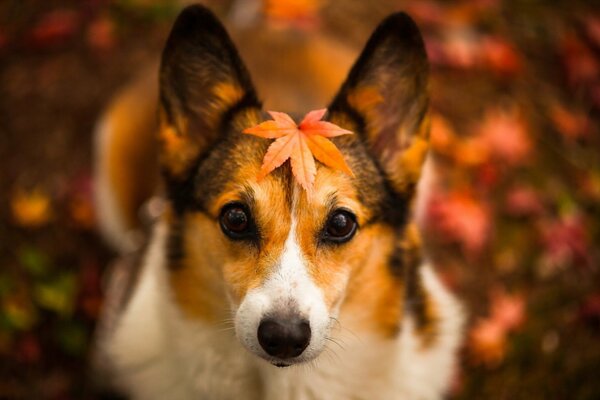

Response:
(93, 4), (464, 399)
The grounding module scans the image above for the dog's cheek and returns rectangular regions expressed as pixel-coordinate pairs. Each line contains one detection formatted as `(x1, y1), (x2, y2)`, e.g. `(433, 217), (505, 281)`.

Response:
(305, 254), (352, 311)
(340, 224), (407, 336)
(220, 258), (265, 306)
(167, 213), (230, 321)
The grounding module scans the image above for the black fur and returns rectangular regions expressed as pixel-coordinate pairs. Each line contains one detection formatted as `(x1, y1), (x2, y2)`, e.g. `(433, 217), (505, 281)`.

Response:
(328, 11), (429, 195)
(160, 5), (259, 131)
(159, 4), (261, 206)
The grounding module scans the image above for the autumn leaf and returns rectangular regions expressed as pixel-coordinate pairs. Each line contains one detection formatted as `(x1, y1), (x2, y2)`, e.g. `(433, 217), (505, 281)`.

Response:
(469, 288), (526, 366)
(27, 9), (80, 48)
(481, 36), (522, 75)
(243, 109), (353, 191)
(3, 297), (37, 331)
(550, 103), (590, 140)
(430, 113), (457, 154)
(489, 288), (526, 332)
(11, 188), (53, 228)
(67, 174), (96, 230)
(478, 108), (531, 165)
(87, 15), (116, 51)
(264, 0), (321, 30)
(504, 185), (545, 216)
(425, 190), (491, 257)
(539, 213), (590, 270)
(469, 317), (507, 366)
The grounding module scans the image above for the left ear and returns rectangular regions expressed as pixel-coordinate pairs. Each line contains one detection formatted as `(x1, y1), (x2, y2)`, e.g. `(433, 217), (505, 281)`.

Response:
(159, 5), (260, 182)
(328, 12), (429, 195)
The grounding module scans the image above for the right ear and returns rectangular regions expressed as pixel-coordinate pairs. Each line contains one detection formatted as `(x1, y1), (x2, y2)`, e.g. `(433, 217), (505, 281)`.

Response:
(159, 5), (260, 181)
(328, 12), (429, 197)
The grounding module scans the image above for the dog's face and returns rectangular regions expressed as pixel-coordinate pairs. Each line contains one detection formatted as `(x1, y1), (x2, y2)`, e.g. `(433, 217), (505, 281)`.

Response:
(158, 6), (429, 367)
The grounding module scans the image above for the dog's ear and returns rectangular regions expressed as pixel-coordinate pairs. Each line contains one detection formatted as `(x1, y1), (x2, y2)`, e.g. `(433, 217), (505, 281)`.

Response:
(159, 5), (260, 180)
(329, 12), (429, 196)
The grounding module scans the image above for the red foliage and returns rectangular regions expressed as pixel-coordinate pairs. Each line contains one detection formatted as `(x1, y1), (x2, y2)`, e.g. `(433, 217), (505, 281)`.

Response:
(561, 33), (599, 87)
(504, 185), (545, 216)
(425, 190), (491, 257)
(481, 36), (522, 75)
(27, 9), (80, 48)
(87, 15), (116, 51)
(550, 103), (591, 139)
(469, 288), (526, 366)
(477, 109), (531, 166)
(540, 214), (591, 269)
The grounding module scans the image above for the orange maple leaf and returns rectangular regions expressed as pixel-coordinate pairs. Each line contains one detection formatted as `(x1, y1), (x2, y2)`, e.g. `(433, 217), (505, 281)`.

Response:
(243, 109), (353, 191)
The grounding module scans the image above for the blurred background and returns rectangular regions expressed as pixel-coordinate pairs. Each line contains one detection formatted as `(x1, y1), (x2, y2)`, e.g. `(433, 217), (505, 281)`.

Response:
(1, 0), (599, 398)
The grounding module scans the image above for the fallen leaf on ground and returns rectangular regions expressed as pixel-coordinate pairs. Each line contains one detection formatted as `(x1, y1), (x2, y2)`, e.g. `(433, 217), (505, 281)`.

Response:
(479, 108), (531, 165)
(561, 33), (599, 87)
(481, 36), (522, 75)
(430, 113), (457, 154)
(469, 317), (507, 366)
(11, 188), (53, 228)
(87, 15), (116, 51)
(264, 0), (321, 30)
(489, 288), (526, 332)
(28, 9), (80, 48)
(504, 185), (545, 216)
(425, 190), (491, 257)
(540, 213), (590, 269)
(550, 103), (590, 139)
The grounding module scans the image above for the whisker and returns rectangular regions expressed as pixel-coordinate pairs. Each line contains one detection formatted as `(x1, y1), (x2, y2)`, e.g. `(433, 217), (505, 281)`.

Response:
(325, 336), (345, 351)
(215, 326), (237, 333)
(329, 316), (342, 330)
(322, 344), (341, 365)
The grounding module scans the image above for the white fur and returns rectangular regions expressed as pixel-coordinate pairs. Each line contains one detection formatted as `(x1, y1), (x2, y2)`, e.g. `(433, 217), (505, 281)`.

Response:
(102, 219), (464, 399)
(235, 218), (331, 365)
(104, 221), (259, 399)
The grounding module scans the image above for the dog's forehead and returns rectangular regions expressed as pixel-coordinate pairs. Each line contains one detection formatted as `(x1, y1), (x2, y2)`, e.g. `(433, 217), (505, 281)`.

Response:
(192, 122), (398, 226)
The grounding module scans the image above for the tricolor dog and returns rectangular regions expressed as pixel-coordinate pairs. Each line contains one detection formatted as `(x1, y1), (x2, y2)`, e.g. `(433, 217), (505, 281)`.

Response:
(93, 4), (464, 399)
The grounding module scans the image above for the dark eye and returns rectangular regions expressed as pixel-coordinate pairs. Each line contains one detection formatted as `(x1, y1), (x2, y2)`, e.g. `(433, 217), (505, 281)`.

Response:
(220, 203), (254, 240)
(322, 209), (358, 244)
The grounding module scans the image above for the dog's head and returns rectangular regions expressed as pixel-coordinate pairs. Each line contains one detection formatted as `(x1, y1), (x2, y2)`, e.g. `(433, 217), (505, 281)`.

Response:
(158, 5), (429, 367)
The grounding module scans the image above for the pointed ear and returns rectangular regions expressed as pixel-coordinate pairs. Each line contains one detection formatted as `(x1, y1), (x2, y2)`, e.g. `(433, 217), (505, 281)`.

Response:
(159, 5), (260, 180)
(328, 12), (429, 195)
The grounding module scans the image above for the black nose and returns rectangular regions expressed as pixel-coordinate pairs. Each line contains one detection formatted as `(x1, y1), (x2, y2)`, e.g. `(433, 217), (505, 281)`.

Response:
(257, 318), (311, 359)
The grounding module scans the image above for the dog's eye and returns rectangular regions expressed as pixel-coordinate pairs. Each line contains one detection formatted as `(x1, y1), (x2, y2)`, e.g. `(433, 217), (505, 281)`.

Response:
(322, 209), (358, 244)
(220, 203), (254, 240)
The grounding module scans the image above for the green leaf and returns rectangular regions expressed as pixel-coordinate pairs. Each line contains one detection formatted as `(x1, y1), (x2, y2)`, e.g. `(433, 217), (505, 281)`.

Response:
(18, 246), (51, 278)
(33, 273), (77, 317)
(1, 299), (37, 331)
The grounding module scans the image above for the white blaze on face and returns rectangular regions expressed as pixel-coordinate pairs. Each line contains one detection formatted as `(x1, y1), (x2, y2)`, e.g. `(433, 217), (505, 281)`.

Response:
(234, 217), (330, 364)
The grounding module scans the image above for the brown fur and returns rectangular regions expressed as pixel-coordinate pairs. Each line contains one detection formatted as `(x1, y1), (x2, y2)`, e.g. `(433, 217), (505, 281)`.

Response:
(104, 67), (159, 233)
